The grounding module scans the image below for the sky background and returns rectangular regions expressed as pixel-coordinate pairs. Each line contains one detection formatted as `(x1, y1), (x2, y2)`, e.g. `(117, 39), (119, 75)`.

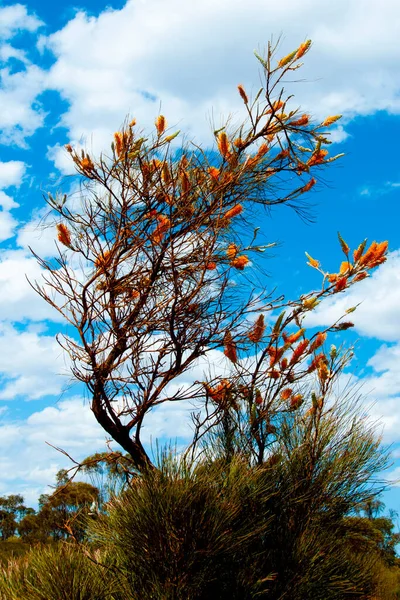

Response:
(1, 0), (400, 513)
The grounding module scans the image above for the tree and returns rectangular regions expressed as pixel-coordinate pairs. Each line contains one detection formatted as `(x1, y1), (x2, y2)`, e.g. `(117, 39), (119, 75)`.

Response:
(35, 471), (99, 542)
(0, 495), (27, 541)
(32, 40), (388, 472)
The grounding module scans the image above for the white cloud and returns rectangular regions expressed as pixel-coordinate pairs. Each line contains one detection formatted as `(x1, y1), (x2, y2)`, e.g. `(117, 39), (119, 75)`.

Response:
(0, 5), (45, 145)
(17, 213), (59, 257)
(37, 0), (400, 162)
(0, 191), (18, 211)
(0, 322), (69, 400)
(0, 393), (198, 504)
(0, 4), (43, 40)
(0, 397), (106, 504)
(0, 43), (28, 64)
(0, 249), (63, 322)
(0, 160), (25, 188)
(306, 250), (400, 341)
(0, 64), (47, 146)
(0, 209), (18, 241)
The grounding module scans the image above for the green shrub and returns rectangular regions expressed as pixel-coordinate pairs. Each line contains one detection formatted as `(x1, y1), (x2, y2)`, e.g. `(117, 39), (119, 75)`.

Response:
(0, 542), (117, 600)
(89, 454), (276, 600)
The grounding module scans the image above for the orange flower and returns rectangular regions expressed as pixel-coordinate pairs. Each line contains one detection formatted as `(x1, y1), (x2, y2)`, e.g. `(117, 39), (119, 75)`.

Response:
(256, 143), (270, 158)
(359, 241), (388, 268)
(306, 252), (320, 269)
(281, 388), (293, 401)
(308, 149), (328, 166)
(206, 379), (231, 403)
(162, 163), (172, 185)
(209, 167), (220, 180)
(353, 241), (366, 263)
(278, 50), (297, 68)
(289, 339), (309, 365)
(291, 114), (309, 127)
(255, 389), (263, 405)
(206, 261), (217, 270)
(275, 148), (290, 161)
(280, 357), (288, 370)
(151, 158), (162, 170)
(327, 273), (338, 283)
(335, 277), (347, 292)
(180, 170), (190, 194)
(152, 215), (171, 244)
(302, 178), (316, 193)
(230, 255), (249, 270)
(307, 352), (325, 373)
(224, 204), (243, 220)
(283, 329), (304, 345)
(310, 332), (327, 352)
(95, 250), (112, 270)
(353, 272), (368, 282)
(290, 394), (304, 410)
(233, 138), (244, 148)
(114, 132), (124, 156)
(248, 314), (266, 343)
(65, 143), (73, 153)
(237, 84), (248, 104)
(80, 156), (94, 171)
(155, 115), (166, 135)
(217, 132), (230, 159)
(322, 115), (342, 127)
(267, 100), (284, 114)
(56, 223), (71, 247)
(318, 361), (330, 383)
(268, 345), (285, 367)
(269, 370), (280, 380)
(226, 243), (239, 259)
(224, 331), (237, 364)
(296, 40), (311, 59)
(339, 261), (351, 275)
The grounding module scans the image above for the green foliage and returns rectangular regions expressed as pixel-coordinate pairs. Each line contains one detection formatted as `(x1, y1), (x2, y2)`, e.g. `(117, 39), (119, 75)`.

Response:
(80, 395), (395, 599)
(0, 543), (118, 600)
(0, 495), (27, 541)
(0, 540), (29, 566)
(89, 453), (275, 600)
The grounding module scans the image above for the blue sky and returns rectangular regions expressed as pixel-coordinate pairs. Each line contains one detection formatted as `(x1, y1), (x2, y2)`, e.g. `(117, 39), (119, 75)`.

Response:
(1, 0), (400, 512)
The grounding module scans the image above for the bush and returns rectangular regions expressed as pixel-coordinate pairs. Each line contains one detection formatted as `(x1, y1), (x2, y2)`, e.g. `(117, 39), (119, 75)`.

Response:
(0, 542), (117, 600)
(89, 455), (276, 600)
(86, 395), (393, 600)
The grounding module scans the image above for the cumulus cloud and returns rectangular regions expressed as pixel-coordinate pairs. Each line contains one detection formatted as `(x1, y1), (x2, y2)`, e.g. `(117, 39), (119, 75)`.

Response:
(0, 249), (63, 322)
(0, 4), (43, 40)
(0, 160), (26, 188)
(0, 64), (47, 147)
(37, 0), (400, 163)
(0, 393), (197, 504)
(0, 322), (69, 400)
(0, 161), (26, 240)
(0, 397), (105, 504)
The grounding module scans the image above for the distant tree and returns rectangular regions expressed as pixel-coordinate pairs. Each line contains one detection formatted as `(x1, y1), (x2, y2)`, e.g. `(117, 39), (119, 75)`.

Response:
(37, 472), (99, 542)
(17, 471), (100, 543)
(32, 40), (388, 472)
(0, 495), (27, 541)
(343, 502), (400, 567)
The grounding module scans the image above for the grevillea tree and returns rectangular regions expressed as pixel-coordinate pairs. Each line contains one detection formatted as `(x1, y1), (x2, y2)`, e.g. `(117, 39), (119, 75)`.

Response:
(32, 40), (388, 472)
